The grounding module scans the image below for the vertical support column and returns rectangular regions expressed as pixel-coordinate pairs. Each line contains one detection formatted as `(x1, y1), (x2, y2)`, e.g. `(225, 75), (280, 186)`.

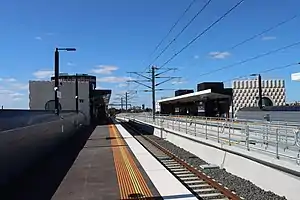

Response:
(75, 73), (79, 113)
(186, 117), (188, 134)
(54, 48), (59, 115)
(125, 92), (128, 112)
(246, 125), (250, 151)
(173, 118), (174, 130)
(121, 97), (123, 111)
(228, 123), (231, 146)
(151, 66), (156, 121)
(160, 118), (163, 138)
(217, 122), (220, 143)
(194, 118), (197, 136)
(276, 128), (279, 159)
(205, 119), (208, 139)
(258, 74), (263, 109)
(231, 96), (234, 119)
(285, 122), (288, 150)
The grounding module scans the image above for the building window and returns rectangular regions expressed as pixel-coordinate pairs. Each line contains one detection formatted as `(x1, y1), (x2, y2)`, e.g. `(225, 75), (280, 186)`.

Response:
(79, 99), (84, 103)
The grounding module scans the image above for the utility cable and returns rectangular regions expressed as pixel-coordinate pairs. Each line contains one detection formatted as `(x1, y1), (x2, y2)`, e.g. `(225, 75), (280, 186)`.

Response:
(150, 0), (213, 66)
(139, 0), (198, 75)
(222, 62), (300, 83)
(149, 0), (198, 59)
(214, 14), (298, 57)
(199, 40), (300, 77)
(159, 0), (246, 69)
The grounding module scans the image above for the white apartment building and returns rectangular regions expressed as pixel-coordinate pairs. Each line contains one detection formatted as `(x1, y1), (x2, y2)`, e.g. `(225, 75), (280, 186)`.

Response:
(29, 80), (90, 122)
(232, 79), (286, 112)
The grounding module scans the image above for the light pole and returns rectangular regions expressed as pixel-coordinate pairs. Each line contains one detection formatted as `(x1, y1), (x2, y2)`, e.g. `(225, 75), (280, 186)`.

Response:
(250, 73), (262, 109)
(75, 73), (79, 114)
(54, 47), (76, 115)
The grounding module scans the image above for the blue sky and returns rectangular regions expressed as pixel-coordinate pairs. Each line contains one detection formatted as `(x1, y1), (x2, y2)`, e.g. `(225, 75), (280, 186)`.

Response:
(0, 0), (300, 108)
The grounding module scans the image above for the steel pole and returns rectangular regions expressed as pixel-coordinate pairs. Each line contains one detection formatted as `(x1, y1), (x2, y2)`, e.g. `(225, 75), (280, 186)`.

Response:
(75, 74), (79, 113)
(125, 92), (128, 112)
(54, 48), (59, 115)
(258, 74), (263, 109)
(231, 96), (234, 119)
(152, 66), (156, 120)
(121, 97), (123, 111)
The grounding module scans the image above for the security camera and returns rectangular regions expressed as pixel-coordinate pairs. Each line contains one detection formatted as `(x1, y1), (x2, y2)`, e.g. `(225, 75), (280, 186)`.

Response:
(54, 87), (58, 91)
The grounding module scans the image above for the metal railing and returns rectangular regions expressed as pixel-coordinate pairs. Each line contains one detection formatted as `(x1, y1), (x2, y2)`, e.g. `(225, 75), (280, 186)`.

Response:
(118, 113), (300, 166)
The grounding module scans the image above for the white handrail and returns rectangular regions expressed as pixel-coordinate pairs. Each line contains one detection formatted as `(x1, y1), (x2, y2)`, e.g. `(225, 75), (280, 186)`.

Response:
(117, 113), (300, 165)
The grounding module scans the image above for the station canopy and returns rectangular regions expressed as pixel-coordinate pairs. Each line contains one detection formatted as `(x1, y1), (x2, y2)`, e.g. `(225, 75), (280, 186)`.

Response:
(158, 89), (231, 104)
(91, 89), (112, 106)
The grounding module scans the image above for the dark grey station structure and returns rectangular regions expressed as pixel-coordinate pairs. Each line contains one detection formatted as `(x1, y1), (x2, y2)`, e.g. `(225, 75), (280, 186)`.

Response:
(159, 82), (233, 118)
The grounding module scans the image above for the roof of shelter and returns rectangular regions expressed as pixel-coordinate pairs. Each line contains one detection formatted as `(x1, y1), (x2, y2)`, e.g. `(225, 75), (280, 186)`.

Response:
(158, 89), (231, 104)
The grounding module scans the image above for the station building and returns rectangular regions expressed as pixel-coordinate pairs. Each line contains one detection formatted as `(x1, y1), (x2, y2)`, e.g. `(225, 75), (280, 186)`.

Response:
(159, 82), (233, 118)
(29, 73), (111, 124)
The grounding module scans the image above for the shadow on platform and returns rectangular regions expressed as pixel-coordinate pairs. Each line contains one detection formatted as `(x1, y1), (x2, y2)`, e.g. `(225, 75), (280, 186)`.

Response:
(1, 119), (111, 200)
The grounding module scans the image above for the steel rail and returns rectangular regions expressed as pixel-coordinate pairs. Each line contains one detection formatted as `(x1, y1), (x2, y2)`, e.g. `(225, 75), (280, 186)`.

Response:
(122, 121), (242, 200)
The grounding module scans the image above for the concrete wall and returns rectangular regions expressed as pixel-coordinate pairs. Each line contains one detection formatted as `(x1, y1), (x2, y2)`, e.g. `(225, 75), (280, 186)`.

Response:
(29, 81), (90, 122)
(0, 113), (86, 186)
(127, 119), (300, 200)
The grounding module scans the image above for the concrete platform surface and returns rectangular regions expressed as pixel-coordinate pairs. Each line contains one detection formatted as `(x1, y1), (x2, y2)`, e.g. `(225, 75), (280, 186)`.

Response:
(52, 123), (160, 200)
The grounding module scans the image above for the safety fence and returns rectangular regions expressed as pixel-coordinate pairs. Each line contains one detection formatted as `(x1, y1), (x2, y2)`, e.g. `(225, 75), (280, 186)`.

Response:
(118, 113), (300, 166)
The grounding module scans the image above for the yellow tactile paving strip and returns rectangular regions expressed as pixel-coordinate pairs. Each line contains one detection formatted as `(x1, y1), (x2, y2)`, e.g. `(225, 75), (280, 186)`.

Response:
(109, 124), (153, 199)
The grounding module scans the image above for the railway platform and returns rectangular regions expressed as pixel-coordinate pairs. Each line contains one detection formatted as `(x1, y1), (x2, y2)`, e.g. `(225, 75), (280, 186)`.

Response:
(53, 121), (196, 200)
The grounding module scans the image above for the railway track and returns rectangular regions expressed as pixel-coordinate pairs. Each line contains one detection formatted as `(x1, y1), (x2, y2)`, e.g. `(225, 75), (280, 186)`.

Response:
(121, 122), (243, 200)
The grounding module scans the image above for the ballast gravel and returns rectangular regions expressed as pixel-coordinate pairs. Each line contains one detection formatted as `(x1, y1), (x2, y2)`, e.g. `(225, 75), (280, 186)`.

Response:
(145, 135), (287, 200)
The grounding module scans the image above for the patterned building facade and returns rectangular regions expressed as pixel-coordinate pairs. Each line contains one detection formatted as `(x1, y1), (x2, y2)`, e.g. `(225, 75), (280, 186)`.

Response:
(232, 79), (286, 112)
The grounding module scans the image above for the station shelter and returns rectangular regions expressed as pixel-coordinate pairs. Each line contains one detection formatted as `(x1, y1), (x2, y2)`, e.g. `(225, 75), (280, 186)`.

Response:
(158, 82), (233, 118)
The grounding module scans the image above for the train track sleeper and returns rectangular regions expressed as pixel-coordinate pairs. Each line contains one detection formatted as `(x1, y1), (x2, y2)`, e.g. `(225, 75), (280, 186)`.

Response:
(180, 177), (199, 181)
(170, 168), (187, 172)
(173, 170), (191, 174)
(184, 180), (205, 184)
(176, 173), (196, 177)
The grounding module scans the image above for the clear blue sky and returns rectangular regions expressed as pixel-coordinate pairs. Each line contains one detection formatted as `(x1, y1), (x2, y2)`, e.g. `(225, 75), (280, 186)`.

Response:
(0, 0), (300, 108)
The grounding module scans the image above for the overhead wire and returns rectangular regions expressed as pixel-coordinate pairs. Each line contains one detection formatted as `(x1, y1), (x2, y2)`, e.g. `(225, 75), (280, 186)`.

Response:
(199, 40), (300, 77)
(148, 0), (198, 60)
(150, 0), (212, 66)
(214, 14), (298, 56)
(129, 0), (198, 93)
(159, 0), (246, 69)
(222, 62), (300, 83)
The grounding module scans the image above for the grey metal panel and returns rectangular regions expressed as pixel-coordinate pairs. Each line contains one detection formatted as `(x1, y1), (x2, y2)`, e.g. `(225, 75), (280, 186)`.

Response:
(0, 110), (76, 131)
(0, 113), (85, 186)
(236, 110), (300, 123)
